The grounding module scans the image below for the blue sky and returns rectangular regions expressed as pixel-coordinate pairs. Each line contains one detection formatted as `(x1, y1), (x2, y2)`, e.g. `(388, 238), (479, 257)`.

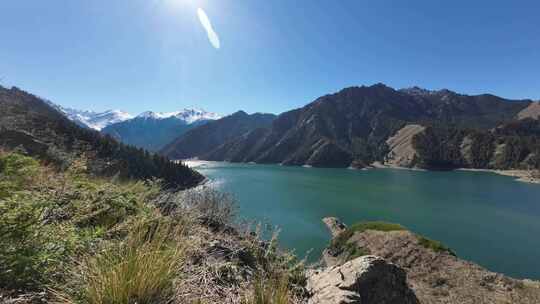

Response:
(1, 0), (539, 115)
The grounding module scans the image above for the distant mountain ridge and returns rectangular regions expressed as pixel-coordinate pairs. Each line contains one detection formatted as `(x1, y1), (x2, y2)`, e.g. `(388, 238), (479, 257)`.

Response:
(136, 109), (221, 123)
(102, 109), (222, 151)
(160, 111), (276, 159)
(169, 84), (538, 170)
(47, 101), (223, 151)
(0, 85), (203, 188)
(45, 101), (133, 130)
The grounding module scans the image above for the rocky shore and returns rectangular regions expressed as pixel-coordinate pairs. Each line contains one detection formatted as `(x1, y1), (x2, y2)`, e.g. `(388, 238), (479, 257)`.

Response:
(318, 217), (540, 304)
(456, 168), (540, 184)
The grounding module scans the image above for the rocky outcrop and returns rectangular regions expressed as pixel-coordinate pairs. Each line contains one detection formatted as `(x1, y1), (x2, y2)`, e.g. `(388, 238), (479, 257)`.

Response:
(307, 255), (419, 304)
(517, 102), (540, 120)
(322, 217), (347, 237)
(321, 218), (540, 304)
(384, 124), (425, 167)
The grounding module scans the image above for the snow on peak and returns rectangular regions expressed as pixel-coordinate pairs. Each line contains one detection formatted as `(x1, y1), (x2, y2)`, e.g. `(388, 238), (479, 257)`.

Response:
(65, 108), (133, 130)
(46, 101), (133, 130)
(136, 108), (222, 124)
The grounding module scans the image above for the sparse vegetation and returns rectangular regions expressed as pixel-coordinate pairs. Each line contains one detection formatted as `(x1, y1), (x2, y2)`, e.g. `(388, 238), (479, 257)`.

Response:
(0, 151), (305, 304)
(328, 221), (456, 259)
(417, 236), (456, 256)
(57, 218), (188, 304)
(245, 272), (291, 304)
(413, 119), (540, 171)
(328, 221), (406, 257)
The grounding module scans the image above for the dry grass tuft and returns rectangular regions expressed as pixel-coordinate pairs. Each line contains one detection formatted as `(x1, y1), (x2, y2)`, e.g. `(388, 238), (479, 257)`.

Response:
(244, 272), (291, 304)
(56, 218), (188, 304)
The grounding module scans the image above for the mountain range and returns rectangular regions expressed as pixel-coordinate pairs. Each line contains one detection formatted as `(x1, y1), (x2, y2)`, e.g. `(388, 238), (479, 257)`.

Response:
(160, 111), (276, 159)
(0, 85), (203, 188)
(161, 84), (540, 171)
(102, 109), (222, 151)
(47, 100), (222, 151)
(25, 83), (540, 172)
(45, 102), (133, 130)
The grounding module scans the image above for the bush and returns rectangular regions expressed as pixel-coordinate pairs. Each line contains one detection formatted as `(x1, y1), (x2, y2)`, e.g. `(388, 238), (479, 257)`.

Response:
(157, 186), (237, 230)
(244, 272), (290, 304)
(0, 194), (80, 290)
(0, 152), (39, 198)
(0, 152), (163, 293)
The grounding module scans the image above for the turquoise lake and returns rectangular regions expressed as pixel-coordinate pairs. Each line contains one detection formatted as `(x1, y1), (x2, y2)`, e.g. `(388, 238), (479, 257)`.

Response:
(189, 161), (540, 280)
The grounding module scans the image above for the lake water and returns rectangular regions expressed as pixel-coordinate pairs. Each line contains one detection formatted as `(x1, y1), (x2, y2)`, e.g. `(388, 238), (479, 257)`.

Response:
(189, 161), (540, 280)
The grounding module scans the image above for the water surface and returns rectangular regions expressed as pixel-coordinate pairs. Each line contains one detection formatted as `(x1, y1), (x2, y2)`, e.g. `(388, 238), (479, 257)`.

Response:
(189, 161), (540, 279)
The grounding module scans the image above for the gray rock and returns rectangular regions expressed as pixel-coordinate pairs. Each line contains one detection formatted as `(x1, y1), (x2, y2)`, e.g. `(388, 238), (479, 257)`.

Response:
(322, 217), (347, 238)
(307, 255), (419, 304)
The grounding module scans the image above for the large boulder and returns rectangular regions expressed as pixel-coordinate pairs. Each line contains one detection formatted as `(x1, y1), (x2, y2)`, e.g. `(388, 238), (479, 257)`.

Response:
(307, 255), (419, 304)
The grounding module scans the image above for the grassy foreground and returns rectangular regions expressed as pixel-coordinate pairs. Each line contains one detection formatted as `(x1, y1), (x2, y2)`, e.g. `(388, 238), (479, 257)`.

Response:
(0, 151), (306, 304)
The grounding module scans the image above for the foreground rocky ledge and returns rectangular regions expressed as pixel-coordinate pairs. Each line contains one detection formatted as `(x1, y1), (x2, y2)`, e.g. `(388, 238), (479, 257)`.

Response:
(319, 217), (540, 304)
(307, 255), (418, 304)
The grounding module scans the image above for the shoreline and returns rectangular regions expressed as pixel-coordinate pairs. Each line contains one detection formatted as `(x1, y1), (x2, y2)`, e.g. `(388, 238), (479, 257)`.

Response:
(371, 161), (540, 184)
(458, 168), (540, 184)
(182, 159), (540, 185)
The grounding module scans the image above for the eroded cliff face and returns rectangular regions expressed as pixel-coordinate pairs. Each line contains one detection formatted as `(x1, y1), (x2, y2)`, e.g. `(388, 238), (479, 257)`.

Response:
(320, 218), (540, 304)
(384, 124), (425, 167)
(517, 102), (540, 120)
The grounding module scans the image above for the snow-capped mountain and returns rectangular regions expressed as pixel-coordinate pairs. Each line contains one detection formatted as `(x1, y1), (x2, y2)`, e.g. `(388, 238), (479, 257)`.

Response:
(46, 101), (133, 130)
(101, 108), (223, 151)
(136, 109), (222, 124)
(62, 108), (133, 130)
(46, 100), (222, 151)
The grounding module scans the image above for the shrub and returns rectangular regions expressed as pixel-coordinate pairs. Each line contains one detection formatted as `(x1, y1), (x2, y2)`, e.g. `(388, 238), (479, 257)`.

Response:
(0, 194), (79, 290)
(244, 272), (290, 304)
(0, 152), (39, 198)
(241, 228), (307, 304)
(157, 186), (237, 230)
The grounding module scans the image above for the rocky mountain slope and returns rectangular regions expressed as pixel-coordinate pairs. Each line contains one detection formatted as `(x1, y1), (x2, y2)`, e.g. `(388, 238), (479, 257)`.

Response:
(160, 111), (276, 159)
(0, 85), (203, 189)
(321, 217), (540, 304)
(518, 101), (540, 120)
(411, 118), (540, 170)
(46, 101), (133, 130)
(192, 84), (533, 168)
(102, 109), (221, 151)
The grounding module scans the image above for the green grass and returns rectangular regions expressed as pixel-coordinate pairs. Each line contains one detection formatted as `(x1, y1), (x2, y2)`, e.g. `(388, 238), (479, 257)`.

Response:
(328, 221), (406, 257)
(417, 236), (456, 256)
(328, 221), (455, 259)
